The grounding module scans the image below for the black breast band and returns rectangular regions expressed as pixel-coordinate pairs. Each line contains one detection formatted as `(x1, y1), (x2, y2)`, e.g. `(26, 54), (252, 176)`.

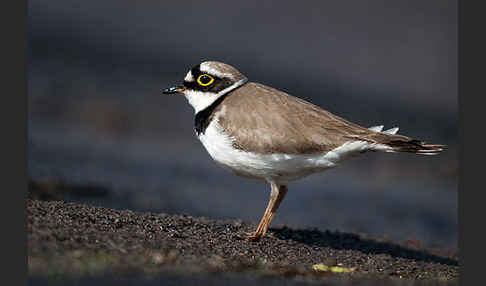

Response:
(194, 78), (248, 135)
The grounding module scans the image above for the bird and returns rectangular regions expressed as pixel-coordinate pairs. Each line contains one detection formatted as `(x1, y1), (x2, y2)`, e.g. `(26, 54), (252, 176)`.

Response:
(162, 61), (444, 242)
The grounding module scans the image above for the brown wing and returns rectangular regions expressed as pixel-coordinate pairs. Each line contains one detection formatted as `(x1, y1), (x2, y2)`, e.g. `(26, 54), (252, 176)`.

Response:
(213, 82), (410, 154)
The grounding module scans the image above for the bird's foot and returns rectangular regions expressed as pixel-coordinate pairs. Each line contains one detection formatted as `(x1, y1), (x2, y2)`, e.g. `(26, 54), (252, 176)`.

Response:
(241, 231), (264, 242)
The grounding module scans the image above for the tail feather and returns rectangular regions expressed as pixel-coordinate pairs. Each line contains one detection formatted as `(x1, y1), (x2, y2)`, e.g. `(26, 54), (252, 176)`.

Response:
(365, 124), (445, 155)
(384, 139), (445, 155)
(368, 125), (384, 132)
(383, 127), (399, 135)
(368, 125), (399, 135)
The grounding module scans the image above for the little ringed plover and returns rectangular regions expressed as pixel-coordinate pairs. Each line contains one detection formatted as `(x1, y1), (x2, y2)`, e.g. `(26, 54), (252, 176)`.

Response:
(162, 61), (444, 241)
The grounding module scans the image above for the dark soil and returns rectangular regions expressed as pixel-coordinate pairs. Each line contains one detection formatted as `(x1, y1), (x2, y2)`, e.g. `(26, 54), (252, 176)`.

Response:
(28, 198), (458, 285)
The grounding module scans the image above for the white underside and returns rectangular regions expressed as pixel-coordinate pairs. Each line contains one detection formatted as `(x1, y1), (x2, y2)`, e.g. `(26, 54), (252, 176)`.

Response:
(198, 118), (393, 185)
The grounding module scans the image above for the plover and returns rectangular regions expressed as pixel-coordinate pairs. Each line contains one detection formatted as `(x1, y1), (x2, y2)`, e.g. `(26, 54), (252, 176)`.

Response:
(162, 61), (444, 241)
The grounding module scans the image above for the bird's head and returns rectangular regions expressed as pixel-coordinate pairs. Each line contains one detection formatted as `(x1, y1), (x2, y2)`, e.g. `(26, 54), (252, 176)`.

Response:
(162, 61), (248, 113)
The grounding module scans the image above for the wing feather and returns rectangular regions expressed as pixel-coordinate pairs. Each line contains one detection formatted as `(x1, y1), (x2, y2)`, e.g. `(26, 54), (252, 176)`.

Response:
(214, 82), (384, 154)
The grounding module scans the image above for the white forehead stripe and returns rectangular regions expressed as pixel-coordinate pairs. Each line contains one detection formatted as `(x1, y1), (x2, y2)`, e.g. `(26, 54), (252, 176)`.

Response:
(184, 70), (194, 82)
(200, 62), (234, 79)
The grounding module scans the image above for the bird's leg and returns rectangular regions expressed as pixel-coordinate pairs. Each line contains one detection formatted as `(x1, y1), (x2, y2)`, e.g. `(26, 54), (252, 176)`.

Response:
(244, 183), (288, 242)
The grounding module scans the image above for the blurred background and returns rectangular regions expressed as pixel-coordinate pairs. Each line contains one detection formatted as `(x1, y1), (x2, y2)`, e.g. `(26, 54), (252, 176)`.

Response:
(28, 1), (457, 250)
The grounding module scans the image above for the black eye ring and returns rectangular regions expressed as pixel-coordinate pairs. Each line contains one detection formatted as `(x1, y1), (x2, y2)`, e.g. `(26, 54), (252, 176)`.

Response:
(197, 74), (214, 86)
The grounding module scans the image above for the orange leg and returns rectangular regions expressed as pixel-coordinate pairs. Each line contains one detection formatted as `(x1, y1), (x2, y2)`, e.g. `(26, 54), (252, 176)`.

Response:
(244, 182), (288, 242)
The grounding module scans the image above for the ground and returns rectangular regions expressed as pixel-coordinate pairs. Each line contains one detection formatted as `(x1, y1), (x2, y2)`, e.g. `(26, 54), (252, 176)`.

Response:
(28, 198), (458, 285)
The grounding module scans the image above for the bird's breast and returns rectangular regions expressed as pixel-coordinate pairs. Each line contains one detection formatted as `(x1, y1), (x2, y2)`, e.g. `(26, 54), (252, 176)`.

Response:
(197, 119), (344, 184)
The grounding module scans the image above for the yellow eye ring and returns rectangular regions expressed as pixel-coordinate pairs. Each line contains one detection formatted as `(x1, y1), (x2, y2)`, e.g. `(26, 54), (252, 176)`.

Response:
(197, 74), (214, 86)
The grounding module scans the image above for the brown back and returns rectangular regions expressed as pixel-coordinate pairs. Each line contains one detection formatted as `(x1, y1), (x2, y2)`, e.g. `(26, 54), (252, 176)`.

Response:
(213, 82), (410, 154)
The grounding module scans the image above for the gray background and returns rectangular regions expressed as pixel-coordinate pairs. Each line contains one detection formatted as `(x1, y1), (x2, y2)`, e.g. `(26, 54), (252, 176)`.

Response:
(28, 1), (457, 250)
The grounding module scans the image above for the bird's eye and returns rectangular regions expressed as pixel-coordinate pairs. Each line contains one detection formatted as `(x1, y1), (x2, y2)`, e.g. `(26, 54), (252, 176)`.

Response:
(197, 74), (214, 86)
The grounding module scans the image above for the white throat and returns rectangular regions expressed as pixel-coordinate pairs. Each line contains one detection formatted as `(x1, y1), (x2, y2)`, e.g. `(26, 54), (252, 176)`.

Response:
(183, 78), (248, 114)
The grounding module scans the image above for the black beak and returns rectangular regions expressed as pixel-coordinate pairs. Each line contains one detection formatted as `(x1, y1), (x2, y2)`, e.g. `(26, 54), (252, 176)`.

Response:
(162, 85), (186, 95)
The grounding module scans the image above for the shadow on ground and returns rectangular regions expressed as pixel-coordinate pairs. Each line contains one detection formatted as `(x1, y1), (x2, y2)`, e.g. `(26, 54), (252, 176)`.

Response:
(271, 227), (457, 266)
